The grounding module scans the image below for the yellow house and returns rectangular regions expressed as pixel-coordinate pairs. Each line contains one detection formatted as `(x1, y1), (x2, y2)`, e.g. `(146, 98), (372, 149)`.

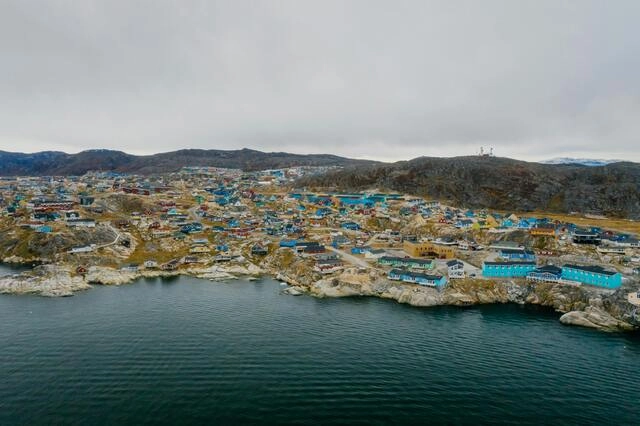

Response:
(485, 215), (499, 227)
(403, 241), (455, 259)
(472, 220), (494, 230)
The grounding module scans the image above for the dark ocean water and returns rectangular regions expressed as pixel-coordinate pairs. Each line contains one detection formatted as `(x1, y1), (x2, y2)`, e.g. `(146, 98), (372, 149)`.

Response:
(1, 272), (639, 425)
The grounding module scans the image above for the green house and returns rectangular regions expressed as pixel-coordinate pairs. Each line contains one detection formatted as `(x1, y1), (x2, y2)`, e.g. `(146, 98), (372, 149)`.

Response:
(378, 256), (434, 270)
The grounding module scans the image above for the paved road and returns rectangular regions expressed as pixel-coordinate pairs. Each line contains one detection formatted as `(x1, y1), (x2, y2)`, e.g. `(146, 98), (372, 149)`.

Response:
(454, 259), (483, 278)
(95, 224), (122, 249)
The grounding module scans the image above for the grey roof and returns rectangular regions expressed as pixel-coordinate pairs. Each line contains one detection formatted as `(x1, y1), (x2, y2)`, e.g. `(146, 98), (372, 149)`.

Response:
(562, 264), (618, 276)
(500, 248), (535, 255)
(532, 265), (562, 275)
(484, 261), (536, 266)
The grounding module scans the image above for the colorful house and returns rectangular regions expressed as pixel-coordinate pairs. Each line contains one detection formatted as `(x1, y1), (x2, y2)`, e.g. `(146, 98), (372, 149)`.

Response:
(530, 223), (557, 237)
(501, 218), (515, 228)
(498, 248), (536, 261)
(572, 230), (601, 245)
(482, 261), (536, 278)
(378, 256), (434, 270)
(404, 241), (455, 259)
(341, 221), (360, 231)
(526, 265), (562, 283)
(517, 219), (533, 229)
(456, 219), (473, 229)
(180, 222), (203, 234)
(446, 260), (465, 279)
(279, 239), (298, 248)
(351, 246), (369, 255)
(388, 269), (447, 287)
(561, 264), (622, 288)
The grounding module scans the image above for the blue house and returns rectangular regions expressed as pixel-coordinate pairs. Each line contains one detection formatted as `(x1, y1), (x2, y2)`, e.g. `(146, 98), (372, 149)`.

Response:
(315, 207), (332, 217)
(517, 219), (533, 229)
(498, 248), (536, 261)
(279, 239), (298, 248)
(341, 221), (360, 231)
(501, 218), (515, 228)
(388, 269), (447, 287)
(180, 222), (203, 234)
(561, 264), (622, 288)
(332, 235), (350, 247)
(456, 219), (473, 229)
(526, 265), (562, 283)
(351, 246), (370, 255)
(482, 261), (537, 278)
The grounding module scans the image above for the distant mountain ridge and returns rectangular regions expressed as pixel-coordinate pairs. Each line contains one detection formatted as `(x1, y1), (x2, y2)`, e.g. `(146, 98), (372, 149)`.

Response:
(4, 148), (640, 218)
(0, 148), (377, 176)
(297, 156), (640, 219)
(540, 157), (623, 167)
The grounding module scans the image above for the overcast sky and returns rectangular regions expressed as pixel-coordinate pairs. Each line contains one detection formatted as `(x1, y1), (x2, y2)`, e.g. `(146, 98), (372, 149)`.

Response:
(1, 1), (639, 162)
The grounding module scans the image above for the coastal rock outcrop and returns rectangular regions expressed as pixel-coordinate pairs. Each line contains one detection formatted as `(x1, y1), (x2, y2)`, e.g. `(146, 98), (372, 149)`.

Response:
(559, 307), (635, 331)
(86, 266), (137, 285)
(0, 265), (90, 297)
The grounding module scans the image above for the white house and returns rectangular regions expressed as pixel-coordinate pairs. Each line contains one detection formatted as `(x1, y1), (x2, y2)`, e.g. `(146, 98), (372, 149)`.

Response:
(144, 260), (159, 269)
(364, 248), (387, 260)
(446, 260), (465, 279)
(69, 245), (95, 253)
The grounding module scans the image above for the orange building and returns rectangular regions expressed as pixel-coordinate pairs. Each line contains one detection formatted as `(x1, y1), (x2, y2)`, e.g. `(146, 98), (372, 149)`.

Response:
(529, 224), (557, 237)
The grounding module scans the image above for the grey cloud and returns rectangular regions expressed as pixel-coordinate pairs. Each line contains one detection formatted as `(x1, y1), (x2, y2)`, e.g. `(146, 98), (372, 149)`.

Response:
(1, 0), (639, 161)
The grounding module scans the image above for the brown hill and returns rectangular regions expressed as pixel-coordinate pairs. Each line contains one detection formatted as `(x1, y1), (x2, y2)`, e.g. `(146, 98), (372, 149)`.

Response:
(0, 148), (377, 176)
(297, 156), (640, 219)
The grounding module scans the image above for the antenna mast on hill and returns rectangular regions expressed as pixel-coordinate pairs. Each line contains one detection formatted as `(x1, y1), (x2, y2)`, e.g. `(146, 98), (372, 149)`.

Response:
(478, 146), (495, 157)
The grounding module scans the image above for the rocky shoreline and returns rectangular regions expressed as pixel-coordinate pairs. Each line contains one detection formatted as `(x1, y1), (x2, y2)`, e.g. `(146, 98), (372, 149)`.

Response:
(2, 255), (639, 333)
(277, 269), (640, 332)
(0, 262), (265, 297)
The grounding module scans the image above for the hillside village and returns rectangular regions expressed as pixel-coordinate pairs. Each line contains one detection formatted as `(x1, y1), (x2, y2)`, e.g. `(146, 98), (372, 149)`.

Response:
(1, 165), (640, 328)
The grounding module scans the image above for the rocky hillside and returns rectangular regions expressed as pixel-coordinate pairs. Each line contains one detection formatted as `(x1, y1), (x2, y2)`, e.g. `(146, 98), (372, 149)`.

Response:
(297, 156), (640, 219)
(0, 148), (376, 176)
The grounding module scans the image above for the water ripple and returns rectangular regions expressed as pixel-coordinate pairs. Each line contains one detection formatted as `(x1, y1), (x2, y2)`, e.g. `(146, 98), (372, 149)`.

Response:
(1, 276), (639, 425)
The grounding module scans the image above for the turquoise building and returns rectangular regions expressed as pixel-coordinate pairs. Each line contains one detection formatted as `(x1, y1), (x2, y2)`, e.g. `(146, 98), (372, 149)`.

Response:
(561, 264), (622, 288)
(482, 261), (536, 278)
(388, 269), (447, 287)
